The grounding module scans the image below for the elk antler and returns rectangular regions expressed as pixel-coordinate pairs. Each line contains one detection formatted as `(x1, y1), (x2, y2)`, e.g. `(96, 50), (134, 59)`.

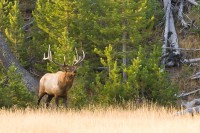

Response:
(72, 48), (85, 66)
(43, 45), (67, 67)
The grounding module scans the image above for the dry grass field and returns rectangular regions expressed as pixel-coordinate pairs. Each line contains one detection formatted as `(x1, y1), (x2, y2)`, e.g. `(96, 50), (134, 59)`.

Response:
(0, 105), (199, 133)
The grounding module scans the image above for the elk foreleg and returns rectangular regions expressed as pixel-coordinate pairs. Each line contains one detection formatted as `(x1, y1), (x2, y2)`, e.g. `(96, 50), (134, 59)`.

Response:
(46, 95), (54, 107)
(37, 92), (46, 106)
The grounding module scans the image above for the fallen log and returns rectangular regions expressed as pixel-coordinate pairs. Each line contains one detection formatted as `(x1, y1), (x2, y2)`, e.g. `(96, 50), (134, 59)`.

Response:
(181, 98), (200, 108)
(176, 105), (200, 116)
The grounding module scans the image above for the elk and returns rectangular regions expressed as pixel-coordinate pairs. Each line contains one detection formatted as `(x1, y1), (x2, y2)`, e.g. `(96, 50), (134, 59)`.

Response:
(37, 45), (85, 107)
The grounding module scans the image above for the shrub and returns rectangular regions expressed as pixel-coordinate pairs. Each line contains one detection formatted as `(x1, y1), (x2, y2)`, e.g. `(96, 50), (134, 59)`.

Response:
(0, 65), (36, 108)
(92, 45), (178, 106)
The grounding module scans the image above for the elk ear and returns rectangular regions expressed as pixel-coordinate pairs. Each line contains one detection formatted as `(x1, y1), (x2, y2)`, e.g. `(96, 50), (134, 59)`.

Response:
(62, 66), (69, 71)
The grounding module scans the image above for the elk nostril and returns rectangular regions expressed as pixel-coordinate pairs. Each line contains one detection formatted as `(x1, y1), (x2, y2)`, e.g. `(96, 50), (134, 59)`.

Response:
(74, 70), (77, 73)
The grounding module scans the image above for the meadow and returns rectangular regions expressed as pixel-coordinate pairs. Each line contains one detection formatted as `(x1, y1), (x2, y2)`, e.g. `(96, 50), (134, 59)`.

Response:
(0, 105), (199, 133)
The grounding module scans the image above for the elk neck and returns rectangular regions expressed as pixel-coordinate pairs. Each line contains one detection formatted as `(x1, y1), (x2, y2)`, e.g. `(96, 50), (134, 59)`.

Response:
(65, 71), (76, 81)
(57, 71), (75, 89)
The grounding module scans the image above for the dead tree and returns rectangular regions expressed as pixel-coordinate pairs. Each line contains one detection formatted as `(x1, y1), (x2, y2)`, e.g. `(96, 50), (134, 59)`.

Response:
(0, 32), (39, 93)
(162, 0), (198, 67)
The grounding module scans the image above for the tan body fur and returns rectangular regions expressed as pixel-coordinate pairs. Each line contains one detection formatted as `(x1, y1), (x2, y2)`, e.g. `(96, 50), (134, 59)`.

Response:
(38, 70), (76, 107)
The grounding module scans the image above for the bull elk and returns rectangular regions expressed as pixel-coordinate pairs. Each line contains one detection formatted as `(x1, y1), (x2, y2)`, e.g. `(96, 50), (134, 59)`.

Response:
(37, 45), (85, 107)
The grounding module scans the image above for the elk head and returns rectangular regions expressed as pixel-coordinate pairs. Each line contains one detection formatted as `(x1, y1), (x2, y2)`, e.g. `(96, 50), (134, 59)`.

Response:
(37, 45), (85, 107)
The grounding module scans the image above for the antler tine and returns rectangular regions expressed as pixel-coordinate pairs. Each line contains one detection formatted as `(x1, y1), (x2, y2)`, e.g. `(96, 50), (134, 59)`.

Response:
(75, 48), (79, 61)
(43, 45), (52, 61)
(79, 50), (85, 63)
(72, 48), (85, 66)
(43, 45), (67, 67)
(63, 56), (66, 66)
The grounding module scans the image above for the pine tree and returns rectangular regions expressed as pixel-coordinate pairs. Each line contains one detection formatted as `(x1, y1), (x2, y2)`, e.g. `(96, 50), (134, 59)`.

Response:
(0, 0), (13, 30)
(78, 0), (156, 79)
(33, 0), (76, 69)
(4, 1), (24, 60)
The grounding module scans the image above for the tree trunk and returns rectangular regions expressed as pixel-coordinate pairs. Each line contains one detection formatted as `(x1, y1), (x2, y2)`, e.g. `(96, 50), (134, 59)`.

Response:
(169, 9), (180, 55)
(162, 0), (180, 67)
(122, 30), (127, 80)
(162, 0), (171, 64)
(178, 0), (188, 28)
(0, 32), (39, 93)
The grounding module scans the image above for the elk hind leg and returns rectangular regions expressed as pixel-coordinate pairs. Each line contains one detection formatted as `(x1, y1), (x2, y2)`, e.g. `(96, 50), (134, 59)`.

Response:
(62, 95), (68, 108)
(55, 96), (59, 108)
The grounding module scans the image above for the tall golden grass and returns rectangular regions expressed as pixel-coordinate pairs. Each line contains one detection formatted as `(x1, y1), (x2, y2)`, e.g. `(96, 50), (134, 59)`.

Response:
(0, 105), (199, 133)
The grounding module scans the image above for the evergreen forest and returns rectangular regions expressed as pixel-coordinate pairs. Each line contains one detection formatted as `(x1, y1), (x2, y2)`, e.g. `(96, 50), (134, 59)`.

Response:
(0, 0), (200, 108)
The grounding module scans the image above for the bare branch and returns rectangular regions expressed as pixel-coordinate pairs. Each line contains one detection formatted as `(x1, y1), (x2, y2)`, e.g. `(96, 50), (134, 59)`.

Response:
(183, 58), (200, 63)
(29, 69), (40, 77)
(177, 89), (200, 98)
(187, 0), (198, 6)
(162, 47), (200, 51)
(22, 18), (34, 31)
